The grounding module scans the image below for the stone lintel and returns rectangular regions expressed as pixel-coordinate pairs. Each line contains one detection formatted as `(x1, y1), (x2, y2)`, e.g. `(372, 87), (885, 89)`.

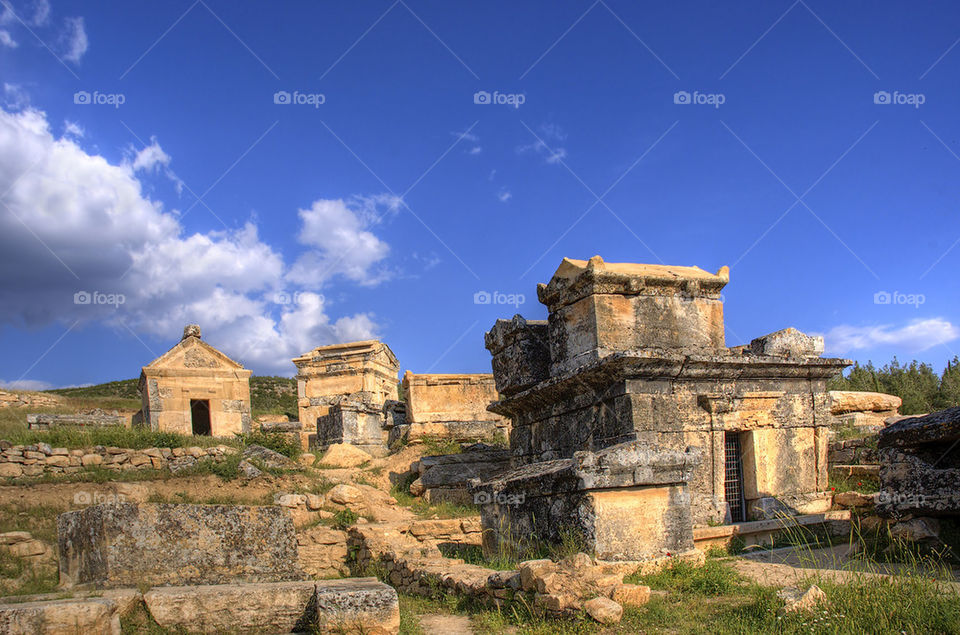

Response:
(140, 367), (252, 380)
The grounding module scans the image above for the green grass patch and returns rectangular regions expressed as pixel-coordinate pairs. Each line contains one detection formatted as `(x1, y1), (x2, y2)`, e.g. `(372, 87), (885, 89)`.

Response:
(629, 559), (743, 597)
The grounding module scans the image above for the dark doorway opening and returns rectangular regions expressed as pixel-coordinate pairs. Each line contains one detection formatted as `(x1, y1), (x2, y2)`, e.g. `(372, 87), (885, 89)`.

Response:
(724, 431), (746, 523)
(190, 399), (211, 436)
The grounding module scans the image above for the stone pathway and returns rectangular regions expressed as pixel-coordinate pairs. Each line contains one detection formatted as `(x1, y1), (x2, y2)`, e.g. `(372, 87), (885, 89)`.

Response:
(419, 614), (475, 634)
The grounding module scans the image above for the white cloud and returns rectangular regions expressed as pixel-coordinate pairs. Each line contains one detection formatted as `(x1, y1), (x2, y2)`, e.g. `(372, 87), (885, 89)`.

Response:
(469, 146), (481, 155)
(0, 30), (16, 48)
(0, 378), (55, 391)
(60, 16), (86, 63)
(130, 138), (171, 172)
(822, 318), (960, 354)
(3, 83), (28, 110)
(288, 195), (400, 287)
(30, 0), (49, 26)
(0, 105), (387, 374)
(63, 120), (82, 138)
(518, 122), (568, 165)
(497, 189), (512, 202)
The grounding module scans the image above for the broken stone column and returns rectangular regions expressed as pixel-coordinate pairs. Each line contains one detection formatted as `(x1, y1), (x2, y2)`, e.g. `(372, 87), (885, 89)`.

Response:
(472, 441), (701, 561)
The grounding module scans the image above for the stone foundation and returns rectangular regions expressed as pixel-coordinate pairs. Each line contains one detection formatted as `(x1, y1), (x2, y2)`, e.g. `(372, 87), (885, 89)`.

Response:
(27, 410), (127, 430)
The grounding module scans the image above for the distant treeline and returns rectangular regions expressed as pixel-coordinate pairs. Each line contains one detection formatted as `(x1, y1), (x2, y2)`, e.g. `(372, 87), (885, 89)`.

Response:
(828, 356), (960, 415)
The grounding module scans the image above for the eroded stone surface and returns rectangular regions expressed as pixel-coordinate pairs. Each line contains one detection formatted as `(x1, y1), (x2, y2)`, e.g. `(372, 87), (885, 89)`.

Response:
(0, 597), (120, 634)
(58, 503), (304, 588)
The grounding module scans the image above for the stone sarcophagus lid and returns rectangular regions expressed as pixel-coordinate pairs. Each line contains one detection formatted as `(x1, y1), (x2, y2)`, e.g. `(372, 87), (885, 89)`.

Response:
(471, 441), (701, 561)
(484, 256), (850, 538)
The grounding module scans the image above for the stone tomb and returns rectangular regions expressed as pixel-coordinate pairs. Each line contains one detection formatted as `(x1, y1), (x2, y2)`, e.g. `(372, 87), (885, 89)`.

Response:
(293, 340), (401, 452)
(481, 256), (850, 552)
(401, 371), (510, 443)
(58, 503), (304, 589)
(138, 325), (252, 437)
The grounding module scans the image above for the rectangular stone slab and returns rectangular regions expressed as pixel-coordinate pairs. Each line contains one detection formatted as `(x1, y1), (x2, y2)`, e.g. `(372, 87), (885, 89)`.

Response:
(0, 597), (119, 635)
(144, 579), (399, 634)
(58, 503), (304, 588)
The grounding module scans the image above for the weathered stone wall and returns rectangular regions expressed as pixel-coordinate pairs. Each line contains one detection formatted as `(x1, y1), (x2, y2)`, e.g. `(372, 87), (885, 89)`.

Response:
(58, 503), (304, 588)
(402, 372), (510, 442)
(0, 440), (236, 479)
(877, 407), (960, 517)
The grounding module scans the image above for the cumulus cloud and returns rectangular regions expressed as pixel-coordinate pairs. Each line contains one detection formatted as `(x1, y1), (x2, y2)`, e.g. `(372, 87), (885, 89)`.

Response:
(3, 83), (28, 110)
(0, 105), (386, 374)
(822, 318), (960, 354)
(497, 189), (512, 202)
(0, 30), (16, 48)
(288, 194), (400, 286)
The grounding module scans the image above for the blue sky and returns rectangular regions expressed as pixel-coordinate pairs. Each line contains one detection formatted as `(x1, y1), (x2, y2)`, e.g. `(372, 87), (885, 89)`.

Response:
(1, 0), (959, 388)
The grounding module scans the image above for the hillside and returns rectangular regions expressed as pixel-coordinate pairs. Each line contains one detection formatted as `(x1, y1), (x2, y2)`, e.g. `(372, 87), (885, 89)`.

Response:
(45, 376), (299, 417)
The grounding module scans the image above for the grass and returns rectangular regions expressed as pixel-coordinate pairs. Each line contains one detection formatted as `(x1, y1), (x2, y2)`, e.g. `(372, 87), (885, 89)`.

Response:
(145, 491), (276, 506)
(0, 502), (67, 543)
(828, 469), (881, 495)
(628, 558), (742, 596)
(419, 436), (462, 457)
(0, 419), (238, 451)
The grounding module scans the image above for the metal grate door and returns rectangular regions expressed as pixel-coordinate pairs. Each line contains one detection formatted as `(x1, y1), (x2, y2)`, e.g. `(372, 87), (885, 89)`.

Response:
(724, 432), (746, 523)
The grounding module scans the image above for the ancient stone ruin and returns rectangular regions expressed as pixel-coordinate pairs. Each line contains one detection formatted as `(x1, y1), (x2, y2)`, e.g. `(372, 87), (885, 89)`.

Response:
(138, 325), (252, 437)
(876, 405), (960, 518)
(293, 340), (402, 454)
(828, 390), (902, 432)
(401, 371), (510, 443)
(475, 256), (851, 561)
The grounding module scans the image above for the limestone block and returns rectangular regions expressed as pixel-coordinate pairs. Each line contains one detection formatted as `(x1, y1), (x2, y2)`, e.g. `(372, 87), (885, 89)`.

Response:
(749, 328), (824, 359)
(145, 581), (316, 633)
(828, 391), (901, 415)
(0, 597), (120, 635)
(584, 596), (622, 624)
(320, 443), (373, 468)
(58, 503), (304, 588)
(0, 463), (23, 477)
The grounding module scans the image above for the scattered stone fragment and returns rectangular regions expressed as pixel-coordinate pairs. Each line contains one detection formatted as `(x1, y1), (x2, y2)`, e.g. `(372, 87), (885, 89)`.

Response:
(243, 444), (298, 471)
(328, 484), (364, 505)
(584, 596), (623, 624)
(320, 443), (373, 468)
(778, 585), (827, 614)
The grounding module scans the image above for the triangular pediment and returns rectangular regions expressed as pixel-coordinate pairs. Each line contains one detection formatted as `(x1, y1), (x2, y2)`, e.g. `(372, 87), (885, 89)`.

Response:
(143, 336), (244, 372)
